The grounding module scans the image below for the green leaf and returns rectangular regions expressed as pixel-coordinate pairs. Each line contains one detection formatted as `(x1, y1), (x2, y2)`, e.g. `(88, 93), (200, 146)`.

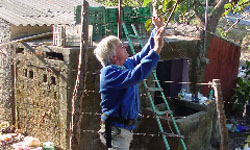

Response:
(239, 89), (245, 95)
(145, 18), (152, 32)
(224, 3), (232, 10)
(238, 0), (247, 6)
(179, 3), (188, 13)
(143, 0), (152, 7)
(246, 60), (250, 67)
(222, 10), (230, 18)
(163, 0), (168, 12)
(233, 7), (240, 14)
(237, 77), (244, 86)
(167, 0), (176, 9)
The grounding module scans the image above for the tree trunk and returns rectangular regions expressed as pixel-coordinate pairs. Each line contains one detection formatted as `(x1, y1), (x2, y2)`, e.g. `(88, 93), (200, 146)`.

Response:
(208, 0), (228, 32)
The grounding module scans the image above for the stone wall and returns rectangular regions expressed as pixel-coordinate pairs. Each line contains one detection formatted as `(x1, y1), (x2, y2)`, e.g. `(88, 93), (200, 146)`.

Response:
(13, 43), (79, 149)
(0, 18), (14, 123)
(11, 42), (103, 149)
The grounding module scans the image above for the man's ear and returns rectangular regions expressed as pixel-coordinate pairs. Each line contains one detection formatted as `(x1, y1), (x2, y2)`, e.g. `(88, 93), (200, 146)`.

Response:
(110, 55), (117, 64)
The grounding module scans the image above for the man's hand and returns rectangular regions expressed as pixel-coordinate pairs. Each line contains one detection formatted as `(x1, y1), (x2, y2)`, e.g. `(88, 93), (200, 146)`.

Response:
(153, 26), (166, 54)
(152, 16), (164, 30)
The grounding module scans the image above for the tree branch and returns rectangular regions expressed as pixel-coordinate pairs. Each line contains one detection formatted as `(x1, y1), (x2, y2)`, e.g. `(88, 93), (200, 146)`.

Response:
(164, 0), (180, 27)
(0, 49), (7, 55)
(225, 12), (250, 32)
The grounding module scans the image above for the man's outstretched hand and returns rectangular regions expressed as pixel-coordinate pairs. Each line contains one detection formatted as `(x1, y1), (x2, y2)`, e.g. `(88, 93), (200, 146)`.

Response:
(154, 26), (166, 54)
(152, 16), (164, 30)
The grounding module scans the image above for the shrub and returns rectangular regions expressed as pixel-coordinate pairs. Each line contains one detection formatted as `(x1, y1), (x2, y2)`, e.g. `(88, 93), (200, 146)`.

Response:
(232, 60), (250, 117)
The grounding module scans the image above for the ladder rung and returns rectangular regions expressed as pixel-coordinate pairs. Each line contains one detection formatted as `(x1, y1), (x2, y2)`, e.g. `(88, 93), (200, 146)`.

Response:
(147, 87), (163, 92)
(156, 110), (173, 116)
(128, 34), (138, 38)
(160, 132), (185, 139)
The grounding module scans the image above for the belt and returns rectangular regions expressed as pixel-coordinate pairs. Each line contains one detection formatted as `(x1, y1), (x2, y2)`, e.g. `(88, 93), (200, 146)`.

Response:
(101, 117), (135, 126)
(102, 117), (135, 149)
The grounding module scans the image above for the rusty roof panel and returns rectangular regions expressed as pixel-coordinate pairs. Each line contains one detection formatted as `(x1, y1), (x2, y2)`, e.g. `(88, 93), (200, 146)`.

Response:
(0, 0), (104, 26)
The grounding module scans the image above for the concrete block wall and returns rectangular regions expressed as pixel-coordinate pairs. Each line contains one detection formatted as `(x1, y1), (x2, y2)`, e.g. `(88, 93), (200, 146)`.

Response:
(0, 18), (14, 123)
(132, 37), (203, 109)
(156, 37), (204, 95)
(13, 43), (79, 149)
(130, 101), (219, 150)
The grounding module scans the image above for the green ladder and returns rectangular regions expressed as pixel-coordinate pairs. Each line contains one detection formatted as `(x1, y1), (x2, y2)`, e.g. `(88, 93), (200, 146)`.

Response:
(122, 23), (187, 150)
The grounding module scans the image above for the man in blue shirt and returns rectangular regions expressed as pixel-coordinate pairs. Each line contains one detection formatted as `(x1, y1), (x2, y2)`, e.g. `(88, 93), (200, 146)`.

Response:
(94, 16), (165, 150)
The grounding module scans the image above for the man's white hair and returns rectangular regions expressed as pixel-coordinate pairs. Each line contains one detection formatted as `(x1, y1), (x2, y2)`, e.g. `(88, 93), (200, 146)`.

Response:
(94, 35), (121, 67)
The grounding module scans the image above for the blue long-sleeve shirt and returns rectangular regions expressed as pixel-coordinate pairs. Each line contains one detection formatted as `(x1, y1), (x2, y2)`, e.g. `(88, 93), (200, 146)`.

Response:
(99, 29), (159, 130)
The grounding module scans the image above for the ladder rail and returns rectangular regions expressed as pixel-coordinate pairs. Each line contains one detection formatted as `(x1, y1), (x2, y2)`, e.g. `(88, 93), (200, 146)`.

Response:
(152, 71), (187, 149)
(131, 24), (144, 48)
(143, 81), (171, 150)
(122, 23), (136, 54)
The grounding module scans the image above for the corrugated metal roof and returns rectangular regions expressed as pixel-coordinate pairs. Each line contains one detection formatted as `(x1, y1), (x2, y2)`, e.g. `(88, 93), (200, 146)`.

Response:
(0, 0), (104, 26)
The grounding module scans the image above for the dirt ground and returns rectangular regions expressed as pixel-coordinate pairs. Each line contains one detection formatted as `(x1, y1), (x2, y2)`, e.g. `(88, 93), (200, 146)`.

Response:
(208, 116), (250, 150)
(229, 131), (250, 150)
(227, 117), (250, 150)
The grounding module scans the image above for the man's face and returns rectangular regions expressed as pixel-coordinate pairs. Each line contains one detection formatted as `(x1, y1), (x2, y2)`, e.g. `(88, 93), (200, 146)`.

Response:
(114, 43), (129, 65)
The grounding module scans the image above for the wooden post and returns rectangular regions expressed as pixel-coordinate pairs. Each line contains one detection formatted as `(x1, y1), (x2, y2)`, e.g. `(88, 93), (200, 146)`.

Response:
(70, 0), (89, 149)
(212, 79), (229, 150)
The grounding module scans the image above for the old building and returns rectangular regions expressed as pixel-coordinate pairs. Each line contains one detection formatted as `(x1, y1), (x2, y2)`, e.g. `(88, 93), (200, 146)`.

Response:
(0, 0), (102, 148)
(0, 0), (102, 123)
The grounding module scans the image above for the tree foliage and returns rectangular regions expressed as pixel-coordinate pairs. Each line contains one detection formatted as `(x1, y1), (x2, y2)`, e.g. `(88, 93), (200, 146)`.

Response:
(146, 0), (249, 33)
(223, 0), (250, 17)
(95, 0), (249, 33)
(142, 0), (209, 31)
(232, 60), (250, 117)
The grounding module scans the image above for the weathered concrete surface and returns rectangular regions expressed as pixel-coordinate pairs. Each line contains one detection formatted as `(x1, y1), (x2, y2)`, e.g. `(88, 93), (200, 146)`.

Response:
(160, 36), (203, 95)
(0, 18), (14, 123)
(133, 37), (205, 110)
(130, 100), (220, 150)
